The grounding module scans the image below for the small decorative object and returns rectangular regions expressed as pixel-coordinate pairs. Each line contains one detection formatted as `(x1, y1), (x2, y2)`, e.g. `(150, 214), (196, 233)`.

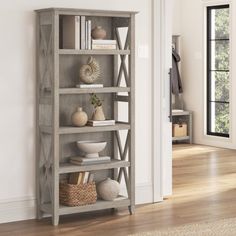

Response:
(80, 57), (101, 84)
(97, 178), (120, 201)
(76, 140), (107, 158)
(91, 26), (107, 39)
(90, 93), (105, 121)
(93, 106), (105, 121)
(71, 107), (88, 127)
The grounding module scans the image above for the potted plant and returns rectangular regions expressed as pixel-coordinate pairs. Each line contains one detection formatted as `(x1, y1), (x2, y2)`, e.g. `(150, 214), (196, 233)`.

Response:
(90, 93), (105, 121)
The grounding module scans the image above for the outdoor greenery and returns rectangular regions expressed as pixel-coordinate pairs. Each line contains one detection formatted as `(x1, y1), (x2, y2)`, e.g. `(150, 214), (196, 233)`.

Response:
(211, 7), (230, 134)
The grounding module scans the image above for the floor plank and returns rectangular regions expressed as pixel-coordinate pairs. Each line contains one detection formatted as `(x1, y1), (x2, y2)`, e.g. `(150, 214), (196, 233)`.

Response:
(1, 144), (236, 236)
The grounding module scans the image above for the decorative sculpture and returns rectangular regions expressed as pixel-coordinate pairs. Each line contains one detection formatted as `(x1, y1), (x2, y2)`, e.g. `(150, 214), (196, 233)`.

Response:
(79, 56), (101, 84)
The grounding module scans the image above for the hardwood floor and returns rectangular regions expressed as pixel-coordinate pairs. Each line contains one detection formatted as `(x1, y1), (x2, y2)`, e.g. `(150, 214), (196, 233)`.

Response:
(1, 144), (236, 236)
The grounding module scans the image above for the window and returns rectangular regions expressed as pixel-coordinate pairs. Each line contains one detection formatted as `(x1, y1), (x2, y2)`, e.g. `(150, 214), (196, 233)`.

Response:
(207, 5), (230, 137)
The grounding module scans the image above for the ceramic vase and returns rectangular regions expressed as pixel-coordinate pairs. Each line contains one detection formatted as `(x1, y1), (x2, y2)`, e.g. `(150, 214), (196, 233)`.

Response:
(92, 106), (105, 121)
(91, 26), (107, 39)
(71, 107), (88, 127)
(97, 178), (120, 201)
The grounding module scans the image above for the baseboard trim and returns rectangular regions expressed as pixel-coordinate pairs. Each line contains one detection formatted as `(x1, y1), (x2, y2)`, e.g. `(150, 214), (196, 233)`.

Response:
(135, 182), (153, 204)
(0, 198), (36, 224)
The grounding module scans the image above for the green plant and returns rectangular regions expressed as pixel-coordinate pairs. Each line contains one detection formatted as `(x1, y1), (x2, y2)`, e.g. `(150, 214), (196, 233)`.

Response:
(90, 93), (103, 108)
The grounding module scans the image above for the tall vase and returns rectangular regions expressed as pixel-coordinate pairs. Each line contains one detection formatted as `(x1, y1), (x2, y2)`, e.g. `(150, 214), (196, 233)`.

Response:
(92, 106), (105, 121)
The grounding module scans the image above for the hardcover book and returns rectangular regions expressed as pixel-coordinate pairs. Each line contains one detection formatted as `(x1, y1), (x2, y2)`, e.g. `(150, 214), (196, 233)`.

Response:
(87, 120), (116, 126)
(70, 156), (111, 163)
(80, 16), (86, 49)
(62, 16), (80, 49)
(76, 84), (104, 88)
(92, 39), (117, 45)
(92, 44), (117, 50)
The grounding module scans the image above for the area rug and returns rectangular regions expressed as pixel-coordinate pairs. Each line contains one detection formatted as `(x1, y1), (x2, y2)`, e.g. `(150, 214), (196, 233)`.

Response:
(129, 218), (236, 236)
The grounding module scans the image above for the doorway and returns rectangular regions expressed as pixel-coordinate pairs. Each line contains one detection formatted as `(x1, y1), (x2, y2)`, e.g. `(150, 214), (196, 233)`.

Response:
(171, 0), (232, 198)
(152, 0), (234, 203)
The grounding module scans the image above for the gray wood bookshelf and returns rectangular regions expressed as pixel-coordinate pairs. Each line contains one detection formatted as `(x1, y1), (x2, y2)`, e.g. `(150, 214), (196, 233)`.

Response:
(35, 8), (136, 225)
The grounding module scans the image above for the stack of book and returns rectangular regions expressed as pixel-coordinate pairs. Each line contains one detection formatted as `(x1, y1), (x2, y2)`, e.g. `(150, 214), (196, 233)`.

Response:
(76, 84), (104, 88)
(62, 16), (92, 50)
(69, 171), (94, 184)
(92, 40), (117, 50)
(87, 120), (115, 127)
(70, 156), (111, 166)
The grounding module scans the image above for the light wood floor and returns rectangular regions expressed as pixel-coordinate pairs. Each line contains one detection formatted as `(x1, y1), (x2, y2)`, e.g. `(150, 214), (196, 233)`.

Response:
(1, 144), (236, 236)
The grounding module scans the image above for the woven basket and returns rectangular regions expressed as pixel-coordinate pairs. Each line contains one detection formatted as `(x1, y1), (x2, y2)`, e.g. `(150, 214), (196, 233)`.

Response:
(59, 182), (97, 207)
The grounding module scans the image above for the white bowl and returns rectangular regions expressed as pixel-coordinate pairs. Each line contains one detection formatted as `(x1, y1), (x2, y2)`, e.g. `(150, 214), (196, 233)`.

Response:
(76, 141), (107, 158)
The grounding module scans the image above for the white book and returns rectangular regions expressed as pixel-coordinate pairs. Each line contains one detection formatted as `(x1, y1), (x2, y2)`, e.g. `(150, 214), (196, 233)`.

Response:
(76, 84), (104, 88)
(87, 20), (92, 50)
(80, 16), (86, 49)
(92, 39), (117, 45)
(62, 16), (80, 49)
(87, 120), (115, 126)
(92, 44), (117, 50)
(83, 172), (90, 183)
(88, 173), (94, 183)
(70, 156), (111, 163)
(70, 160), (110, 166)
(85, 21), (88, 49)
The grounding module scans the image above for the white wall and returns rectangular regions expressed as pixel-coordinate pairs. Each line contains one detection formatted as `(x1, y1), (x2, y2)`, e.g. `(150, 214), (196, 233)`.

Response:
(172, 0), (182, 35)
(173, 0), (236, 149)
(0, 0), (153, 223)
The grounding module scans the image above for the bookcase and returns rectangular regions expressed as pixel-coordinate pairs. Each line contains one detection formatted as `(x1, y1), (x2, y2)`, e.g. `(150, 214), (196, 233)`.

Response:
(35, 8), (136, 225)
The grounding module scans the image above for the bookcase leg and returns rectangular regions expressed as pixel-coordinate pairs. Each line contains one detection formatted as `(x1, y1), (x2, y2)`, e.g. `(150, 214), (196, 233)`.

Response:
(128, 205), (135, 215)
(52, 214), (59, 226)
(37, 209), (43, 220)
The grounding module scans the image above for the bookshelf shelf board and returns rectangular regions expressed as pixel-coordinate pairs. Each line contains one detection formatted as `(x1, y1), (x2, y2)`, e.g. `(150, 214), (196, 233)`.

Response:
(59, 196), (130, 215)
(40, 196), (130, 215)
(172, 111), (191, 116)
(59, 160), (130, 174)
(59, 49), (130, 55)
(40, 123), (130, 135)
(59, 87), (131, 95)
(59, 123), (130, 134)
(172, 136), (190, 141)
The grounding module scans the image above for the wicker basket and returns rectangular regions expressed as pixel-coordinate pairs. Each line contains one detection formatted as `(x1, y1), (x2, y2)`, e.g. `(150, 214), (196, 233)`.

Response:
(59, 182), (97, 207)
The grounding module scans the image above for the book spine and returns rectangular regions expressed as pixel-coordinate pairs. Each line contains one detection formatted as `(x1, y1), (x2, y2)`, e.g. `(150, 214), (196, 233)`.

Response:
(92, 39), (117, 45)
(83, 172), (90, 183)
(87, 124), (115, 127)
(75, 16), (80, 50)
(80, 172), (85, 184)
(85, 21), (88, 49)
(88, 173), (94, 183)
(87, 121), (115, 124)
(80, 16), (86, 50)
(92, 44), (117, 50)
(70, 160), (110, 165)
(77, 84), (104, 88)
(88, 20), (92, 50)
(87, 120), (115, 125)
(62, 16), (76, 49)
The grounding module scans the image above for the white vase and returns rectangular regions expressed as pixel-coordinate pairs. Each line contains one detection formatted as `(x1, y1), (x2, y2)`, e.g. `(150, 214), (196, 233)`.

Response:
(97, 178), (120, 201)
(71, 107), (88, 127)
